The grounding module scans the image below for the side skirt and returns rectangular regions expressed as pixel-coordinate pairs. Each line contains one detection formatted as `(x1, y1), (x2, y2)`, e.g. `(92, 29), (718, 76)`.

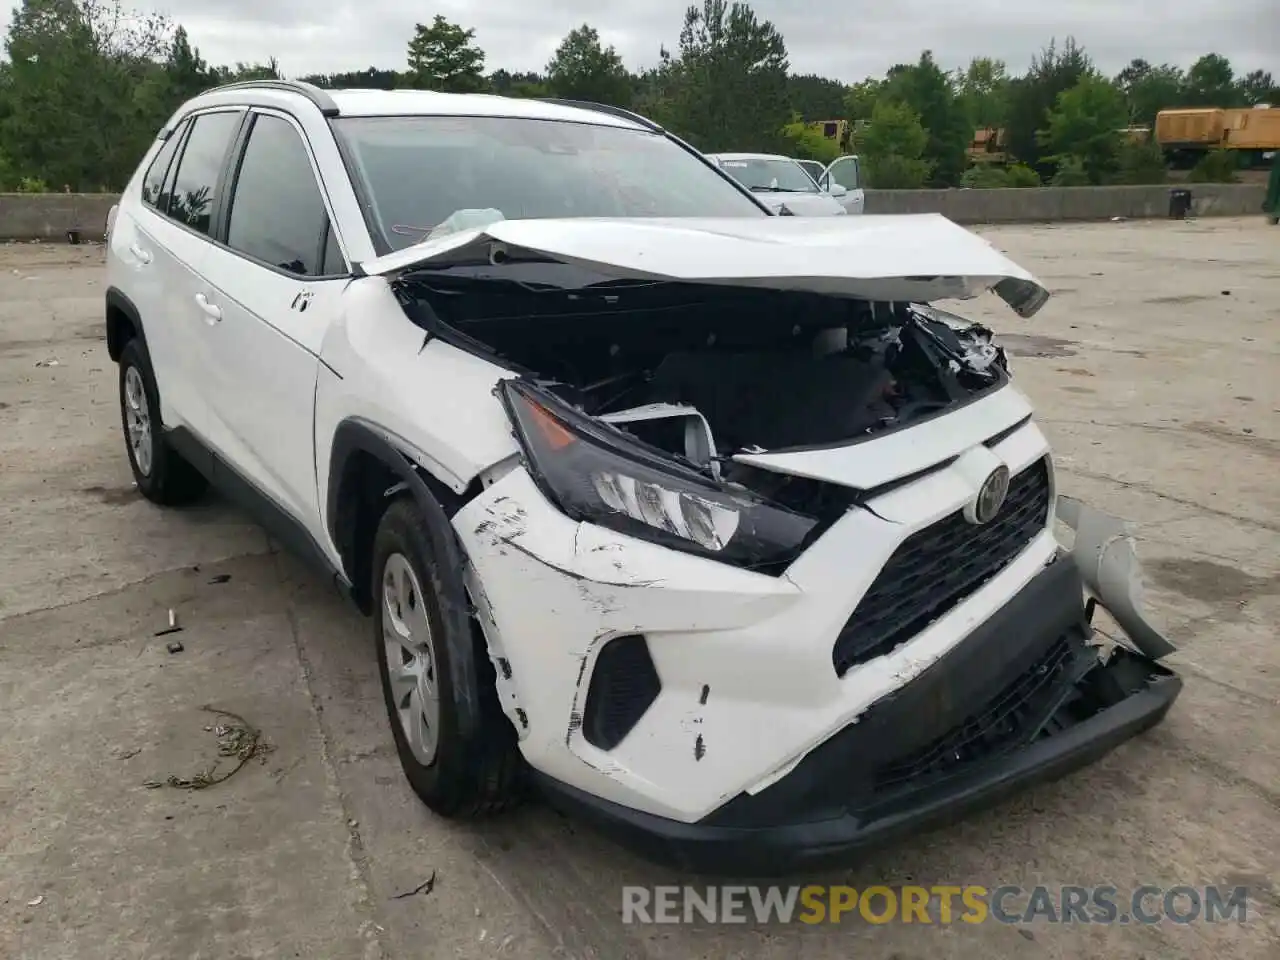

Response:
(164, 426), (358, 606)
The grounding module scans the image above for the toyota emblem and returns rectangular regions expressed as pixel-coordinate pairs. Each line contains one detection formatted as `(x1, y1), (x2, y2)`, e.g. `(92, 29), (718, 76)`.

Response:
(970, 466), (1011, 525)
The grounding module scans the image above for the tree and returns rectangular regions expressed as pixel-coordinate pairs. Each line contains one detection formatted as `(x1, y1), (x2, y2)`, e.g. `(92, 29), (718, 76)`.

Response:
(879, 51), (971, 186)
(163, 26), (211, 102)
(1004, 37), (1092, 173)
(1188, 148), (1238, 183)
(1036, 74), (1128, 184)
(210, 58), (281, 83)
(488, 69), (547, 99)
(859, 100), (932, 188)
(787, 73), (847, 120)
(406, 15), (486, 93)
(1050, 156), (1089, 186)
(843, 78), (882, 123)
(1182, 53), (1241, 107)
(654, 1), (790, 152)
(959, 57), (1009, 128)
(1239, 69), (1279, 105)
(1115, 59), (1184, 126)
(779, 114), (840, 162)
(961, 164), (1009, 188)
(303, 67), (403, 90)
(545, 25), (631, 107)
(1114, 136), (1167, 184)
(2, 0), (174, 190)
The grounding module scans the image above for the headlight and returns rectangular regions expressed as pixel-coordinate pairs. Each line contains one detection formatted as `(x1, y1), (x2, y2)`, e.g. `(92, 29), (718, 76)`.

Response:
(499, 380), (819, 569)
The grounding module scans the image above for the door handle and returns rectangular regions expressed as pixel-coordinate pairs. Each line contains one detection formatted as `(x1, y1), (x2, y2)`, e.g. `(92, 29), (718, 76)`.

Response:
(129, 243), (152, 265)
(194, 293), (222, 323)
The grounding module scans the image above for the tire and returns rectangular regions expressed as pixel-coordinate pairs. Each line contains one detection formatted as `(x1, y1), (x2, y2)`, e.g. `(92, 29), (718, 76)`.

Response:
(118, 337), (208, 505)
(372, 495), (524, 817)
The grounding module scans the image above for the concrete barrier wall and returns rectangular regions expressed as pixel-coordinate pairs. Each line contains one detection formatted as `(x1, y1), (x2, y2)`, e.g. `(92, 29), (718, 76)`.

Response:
(864, 183), (1267, 223)
(0, 193), (120, 241)
(0, 184), (1268, 240)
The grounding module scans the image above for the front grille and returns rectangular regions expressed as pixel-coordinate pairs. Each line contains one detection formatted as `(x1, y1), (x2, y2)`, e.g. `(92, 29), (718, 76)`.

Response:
(832, 457), (1051, 676)
(872, 630), (1077, 794)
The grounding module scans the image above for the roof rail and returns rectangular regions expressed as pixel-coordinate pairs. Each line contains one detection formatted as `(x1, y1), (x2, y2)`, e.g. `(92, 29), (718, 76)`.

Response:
(536, 98), (663, 132)
(208, 79), (340, 117)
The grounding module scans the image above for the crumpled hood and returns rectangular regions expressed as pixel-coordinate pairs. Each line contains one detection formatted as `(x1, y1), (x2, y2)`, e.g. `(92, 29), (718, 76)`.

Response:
(358, 214), (1050, 318)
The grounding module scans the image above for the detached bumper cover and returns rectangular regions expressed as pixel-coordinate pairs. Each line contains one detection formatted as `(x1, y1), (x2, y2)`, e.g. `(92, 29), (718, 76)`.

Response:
(534, 550), (1182, 877)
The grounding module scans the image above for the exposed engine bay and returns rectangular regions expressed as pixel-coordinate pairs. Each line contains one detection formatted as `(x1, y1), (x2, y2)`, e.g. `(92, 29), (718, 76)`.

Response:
(396, 270), (1009, 476)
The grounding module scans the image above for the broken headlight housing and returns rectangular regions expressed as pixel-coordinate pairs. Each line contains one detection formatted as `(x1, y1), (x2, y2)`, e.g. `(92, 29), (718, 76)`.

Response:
(500, 380), (819, 569)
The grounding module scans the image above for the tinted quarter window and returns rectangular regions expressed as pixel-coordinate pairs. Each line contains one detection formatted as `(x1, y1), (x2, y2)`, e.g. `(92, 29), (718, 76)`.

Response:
(321, 222), (345, 275)
(226, 114), (331, 276)
(141, 121), (187, 212)
(168, 111), (241, 236)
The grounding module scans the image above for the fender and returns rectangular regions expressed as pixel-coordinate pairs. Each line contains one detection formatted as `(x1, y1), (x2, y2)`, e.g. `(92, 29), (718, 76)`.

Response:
(105, 286), (146, 362)
(327, 417), (484, 740)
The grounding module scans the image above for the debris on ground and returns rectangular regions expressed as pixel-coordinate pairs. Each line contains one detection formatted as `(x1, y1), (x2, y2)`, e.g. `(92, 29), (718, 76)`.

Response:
(391, 871), (437, 900)
(208, 574), (232, 585)
(154, 608), (183, 638)
(142, 706), (273, 791)
(27, 896), (44, 907)
(166, 640), (184, 654)
(34, 358), (59, 367)
(115, 747), (142, 761)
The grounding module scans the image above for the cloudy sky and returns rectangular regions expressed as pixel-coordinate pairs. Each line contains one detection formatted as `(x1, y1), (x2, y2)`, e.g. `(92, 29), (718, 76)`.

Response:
(4, 1), (1278, 81)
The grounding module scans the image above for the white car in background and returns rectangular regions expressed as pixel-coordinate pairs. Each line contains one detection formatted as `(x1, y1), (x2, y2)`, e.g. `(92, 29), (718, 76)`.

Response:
(708, 153), (849, 216)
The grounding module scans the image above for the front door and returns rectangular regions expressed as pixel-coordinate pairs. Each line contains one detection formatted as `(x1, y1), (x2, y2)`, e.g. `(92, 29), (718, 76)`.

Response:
(822, 155), (866, 215)
(194, 109), (349, 556)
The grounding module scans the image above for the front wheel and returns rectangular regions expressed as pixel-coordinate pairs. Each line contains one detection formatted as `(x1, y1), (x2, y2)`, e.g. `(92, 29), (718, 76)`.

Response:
(372, 496), (524, 817)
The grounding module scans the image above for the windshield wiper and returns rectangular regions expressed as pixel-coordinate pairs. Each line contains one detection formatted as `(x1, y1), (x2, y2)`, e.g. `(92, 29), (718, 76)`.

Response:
(748, 185), (789, 193)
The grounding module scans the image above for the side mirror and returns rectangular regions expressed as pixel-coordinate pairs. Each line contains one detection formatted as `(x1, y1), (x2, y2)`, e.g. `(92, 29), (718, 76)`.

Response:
(827, 182), (848, 198)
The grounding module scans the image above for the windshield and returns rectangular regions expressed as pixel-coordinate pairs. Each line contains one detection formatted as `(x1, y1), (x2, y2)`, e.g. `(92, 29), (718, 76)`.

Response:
(795, 160), (824, 184)
(715, 157), (819, 194)
(332, 116), (767, 252)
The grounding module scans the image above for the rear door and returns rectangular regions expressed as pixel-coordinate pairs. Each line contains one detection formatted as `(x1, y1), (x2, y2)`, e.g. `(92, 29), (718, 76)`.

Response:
(821, 155), (865, 214)
(127, 109), (246, 434)
(194, 108), (350, 546)
(108, 119), (188, 408)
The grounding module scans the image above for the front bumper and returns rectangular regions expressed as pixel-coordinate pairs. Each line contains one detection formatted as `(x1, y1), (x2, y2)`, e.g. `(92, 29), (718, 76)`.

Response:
(533, 556), (1182, 877)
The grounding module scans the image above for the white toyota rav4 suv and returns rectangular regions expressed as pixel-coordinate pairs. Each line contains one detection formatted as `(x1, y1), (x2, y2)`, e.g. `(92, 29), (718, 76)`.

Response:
(105, 80), (1182, 876)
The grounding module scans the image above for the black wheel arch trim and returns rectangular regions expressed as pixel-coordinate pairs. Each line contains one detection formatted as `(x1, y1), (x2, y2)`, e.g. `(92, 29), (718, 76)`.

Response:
(327, 417), (486, 740)
(105, 286), (146, 362)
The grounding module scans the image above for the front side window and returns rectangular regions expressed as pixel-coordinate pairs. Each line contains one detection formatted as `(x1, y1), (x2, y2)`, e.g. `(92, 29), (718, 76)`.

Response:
(332, 115), (766, 252)
(141, 121), (187, 212)
(716, 157), (819, 194)
(226, 113), (334, 276)
(167, 111), (242, 236)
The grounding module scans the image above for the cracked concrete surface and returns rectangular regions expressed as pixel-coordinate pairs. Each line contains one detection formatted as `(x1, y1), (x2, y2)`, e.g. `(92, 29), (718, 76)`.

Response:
(2, 218), (1278, 959)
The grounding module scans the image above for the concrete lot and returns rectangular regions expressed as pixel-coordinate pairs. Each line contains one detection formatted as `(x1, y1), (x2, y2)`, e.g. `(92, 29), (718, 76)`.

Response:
(1, 218), (1277, 959)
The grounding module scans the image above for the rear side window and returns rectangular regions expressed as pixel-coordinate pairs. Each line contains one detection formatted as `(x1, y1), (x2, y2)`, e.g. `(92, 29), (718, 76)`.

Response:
(141, 121), (187, 212)
(168, 111), (242, 236)
(225, 114), (334, 276)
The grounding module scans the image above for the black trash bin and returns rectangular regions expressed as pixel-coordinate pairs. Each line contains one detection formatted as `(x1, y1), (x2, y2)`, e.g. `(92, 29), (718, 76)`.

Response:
(1169, 188), (1192, 219)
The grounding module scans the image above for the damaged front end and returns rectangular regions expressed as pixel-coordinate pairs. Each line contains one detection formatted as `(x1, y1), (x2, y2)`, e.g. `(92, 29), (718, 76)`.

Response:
(533, 507), (1182, 878)
(385, 215), (1182, 875)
